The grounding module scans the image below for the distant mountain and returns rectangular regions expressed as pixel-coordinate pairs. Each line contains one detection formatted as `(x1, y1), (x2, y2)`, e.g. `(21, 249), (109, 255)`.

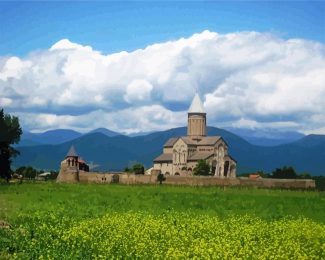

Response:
(22, 126), (304, 147)
(19, 128), (121, 146)
(225, 127), (305, 146)
(13, 127), (325, 175)
(88, 128), (122, 137)
(21, 129), (82, 145)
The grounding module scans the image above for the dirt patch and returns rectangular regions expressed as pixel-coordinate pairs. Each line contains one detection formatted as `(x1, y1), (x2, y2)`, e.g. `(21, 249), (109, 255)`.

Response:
(0, 220), (10, 229)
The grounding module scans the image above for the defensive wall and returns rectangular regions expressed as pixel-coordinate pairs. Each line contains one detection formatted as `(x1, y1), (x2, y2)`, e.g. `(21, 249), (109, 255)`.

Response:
(76, 171), (316, 189)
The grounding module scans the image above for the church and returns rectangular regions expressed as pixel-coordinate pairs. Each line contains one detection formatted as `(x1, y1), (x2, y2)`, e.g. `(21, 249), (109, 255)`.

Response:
(153, 94), (236, 177)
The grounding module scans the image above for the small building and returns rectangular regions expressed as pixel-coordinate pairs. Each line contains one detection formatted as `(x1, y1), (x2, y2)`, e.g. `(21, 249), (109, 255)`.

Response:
(56, 145), (89, 183)
(153, 94), (236, 177)
(249, 174), (262, 179)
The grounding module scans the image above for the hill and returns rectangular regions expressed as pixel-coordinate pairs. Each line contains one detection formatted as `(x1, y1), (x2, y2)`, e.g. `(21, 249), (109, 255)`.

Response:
(224, 127), (305, 146)
(13, 127), (325, 175)
(88, 128), (122, 137)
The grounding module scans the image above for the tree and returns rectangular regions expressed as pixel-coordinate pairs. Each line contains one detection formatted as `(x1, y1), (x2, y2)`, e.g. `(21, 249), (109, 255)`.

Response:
(132, 163), (145, 175)
(299, 172), (312, 179)
(23, 166), (38, 179)
(272, 166), (297, 179)
(157, 173), (166, 185)
(193, 160), (211, 176)
(0, 109), (22, 182)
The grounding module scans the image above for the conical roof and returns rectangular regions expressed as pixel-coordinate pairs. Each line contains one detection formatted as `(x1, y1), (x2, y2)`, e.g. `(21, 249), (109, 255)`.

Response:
(66, 145), (78, 157)
(188, 93), (205, 113)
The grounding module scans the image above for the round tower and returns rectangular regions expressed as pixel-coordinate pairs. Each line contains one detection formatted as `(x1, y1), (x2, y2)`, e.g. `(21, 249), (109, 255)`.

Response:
(187, 93), (206, 139)
(56, 145), (80, 183)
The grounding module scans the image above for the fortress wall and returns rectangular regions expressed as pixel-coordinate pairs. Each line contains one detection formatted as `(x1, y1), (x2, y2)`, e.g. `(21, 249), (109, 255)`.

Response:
(164, 176), (240, 186)
(65, 172), (316, 189)
(79, 172), (112, 183)
(118, 174), (157, 184)
(238, 177), (316, 189)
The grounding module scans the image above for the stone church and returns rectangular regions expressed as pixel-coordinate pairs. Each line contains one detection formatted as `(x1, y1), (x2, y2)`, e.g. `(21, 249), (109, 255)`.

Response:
(153, 94), (236, 177)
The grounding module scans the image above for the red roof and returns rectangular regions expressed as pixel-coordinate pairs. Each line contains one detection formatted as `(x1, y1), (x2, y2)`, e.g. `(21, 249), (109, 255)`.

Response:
(249, 174), (261, 179)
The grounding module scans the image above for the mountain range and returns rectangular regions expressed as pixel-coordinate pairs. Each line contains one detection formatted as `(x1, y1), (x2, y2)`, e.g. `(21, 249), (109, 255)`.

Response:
(13, 127), (325, 175)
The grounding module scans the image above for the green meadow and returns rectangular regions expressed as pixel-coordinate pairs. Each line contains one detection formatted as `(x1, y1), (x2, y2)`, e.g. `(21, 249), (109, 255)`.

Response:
(1, 183), (324, 258)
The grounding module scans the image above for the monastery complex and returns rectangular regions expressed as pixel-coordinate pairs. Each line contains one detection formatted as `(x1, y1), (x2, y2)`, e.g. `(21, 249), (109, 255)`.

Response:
(153, 94), (236, 177)
(56, 94), (315, 189)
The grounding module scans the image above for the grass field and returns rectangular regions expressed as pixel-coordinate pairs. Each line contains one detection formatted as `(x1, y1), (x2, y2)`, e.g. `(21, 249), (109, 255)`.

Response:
(1, 182), (324, 258)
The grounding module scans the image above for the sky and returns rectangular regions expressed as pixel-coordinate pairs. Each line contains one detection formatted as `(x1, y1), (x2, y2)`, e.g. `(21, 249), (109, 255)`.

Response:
(0, 1), (325, 135)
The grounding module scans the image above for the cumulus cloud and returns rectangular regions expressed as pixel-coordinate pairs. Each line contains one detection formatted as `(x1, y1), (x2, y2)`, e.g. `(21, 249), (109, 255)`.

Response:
(124, 79), (153, 104)
(1, 30), (325, 134)
(16, 106), (186, 135)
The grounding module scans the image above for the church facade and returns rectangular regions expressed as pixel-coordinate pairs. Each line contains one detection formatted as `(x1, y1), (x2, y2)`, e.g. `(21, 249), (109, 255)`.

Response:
(153, 94), (236, 178)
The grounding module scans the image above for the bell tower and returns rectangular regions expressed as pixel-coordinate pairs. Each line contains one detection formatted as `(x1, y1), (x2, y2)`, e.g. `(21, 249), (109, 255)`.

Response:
(187, 93), (206, 138)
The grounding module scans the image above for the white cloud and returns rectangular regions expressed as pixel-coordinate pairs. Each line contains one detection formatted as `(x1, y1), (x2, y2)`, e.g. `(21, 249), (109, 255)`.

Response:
(124, 79), (153, 104)
(227, 118), (299, 130)
(15, 106), (186, 134)
(0, 97), (13, 107)
(0, 56), (32, 81)
(50, 39), (93, 52)
(1, 30), (325, 134)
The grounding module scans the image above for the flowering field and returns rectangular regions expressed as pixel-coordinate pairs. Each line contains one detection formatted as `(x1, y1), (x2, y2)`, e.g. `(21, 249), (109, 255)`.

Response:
(1, 212), (325, 259)
(0, 183), (324, 259)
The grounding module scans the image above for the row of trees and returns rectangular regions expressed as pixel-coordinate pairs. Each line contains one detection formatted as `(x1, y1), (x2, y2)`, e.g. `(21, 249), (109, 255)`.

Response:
(241, 166), (313, 179)
(124, 163), (145, 175)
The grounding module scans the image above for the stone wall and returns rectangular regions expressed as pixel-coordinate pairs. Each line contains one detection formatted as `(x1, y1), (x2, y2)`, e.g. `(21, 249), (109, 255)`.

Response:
(164, 176), (240, 186)
(73, 172), (316, 189)
(79, 172), (112, 183)
(238, 177), (316, 189)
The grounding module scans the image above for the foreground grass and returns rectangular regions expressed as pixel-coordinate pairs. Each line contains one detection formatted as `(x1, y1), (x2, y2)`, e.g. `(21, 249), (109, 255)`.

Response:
(1, 182), (324, 221)
(0, 183), (324, 259)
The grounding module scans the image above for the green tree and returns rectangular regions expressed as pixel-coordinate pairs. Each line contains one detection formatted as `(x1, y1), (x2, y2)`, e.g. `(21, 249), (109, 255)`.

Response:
(23, 166), (38, 179)
(193, 160), (211, 176)
(299, 172), (312, 179)
(272, 166), (297, 179)
(0, 109), (22, 182)
(15, 166), (39, 180)
(157, 173), (166, 185)
(132, 163), (145, 175)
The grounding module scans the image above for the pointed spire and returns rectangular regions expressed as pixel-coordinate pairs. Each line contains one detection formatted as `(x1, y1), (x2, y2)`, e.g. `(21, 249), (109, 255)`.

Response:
(188, 93), (205, 113)
(66, 145), (78, 157)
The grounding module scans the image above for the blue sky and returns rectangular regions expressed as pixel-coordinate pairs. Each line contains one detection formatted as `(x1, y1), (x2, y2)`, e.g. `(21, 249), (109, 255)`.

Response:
(0, 1), (325, 135)
(1, 1), (324, 56)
